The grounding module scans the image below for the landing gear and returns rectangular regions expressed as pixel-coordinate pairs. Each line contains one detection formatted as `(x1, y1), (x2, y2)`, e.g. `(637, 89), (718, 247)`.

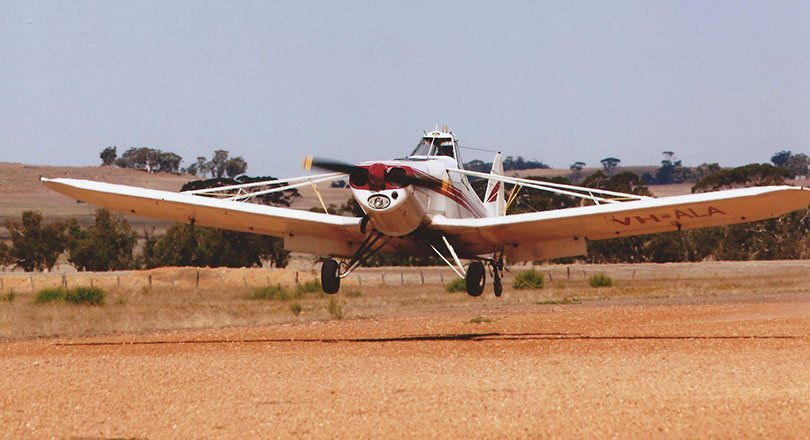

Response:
(465, 261), (486, 297)
(321, 259), (340, 294)
(320, 231), (391, 295)
(490, 257), (504, 297)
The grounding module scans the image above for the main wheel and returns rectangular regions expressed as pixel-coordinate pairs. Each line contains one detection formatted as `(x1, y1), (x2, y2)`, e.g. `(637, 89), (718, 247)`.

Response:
(321, 259), (341, 294)
(465, 262), (486, 297)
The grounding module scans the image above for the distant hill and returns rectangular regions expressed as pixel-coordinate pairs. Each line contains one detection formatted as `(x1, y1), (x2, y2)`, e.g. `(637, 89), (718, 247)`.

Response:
(0, 163), (196, 237)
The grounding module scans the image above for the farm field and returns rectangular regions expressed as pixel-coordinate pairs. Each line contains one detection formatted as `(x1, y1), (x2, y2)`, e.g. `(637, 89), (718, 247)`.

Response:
(0, 261), (808, 437)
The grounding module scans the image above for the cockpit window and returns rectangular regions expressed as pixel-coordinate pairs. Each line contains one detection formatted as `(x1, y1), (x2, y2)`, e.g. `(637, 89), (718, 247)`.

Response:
(410, 137), (455, 158)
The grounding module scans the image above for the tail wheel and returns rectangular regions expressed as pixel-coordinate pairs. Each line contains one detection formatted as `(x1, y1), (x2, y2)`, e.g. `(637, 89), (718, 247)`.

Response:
(465, 262), (486, 297)
(321, 259), (341, 294)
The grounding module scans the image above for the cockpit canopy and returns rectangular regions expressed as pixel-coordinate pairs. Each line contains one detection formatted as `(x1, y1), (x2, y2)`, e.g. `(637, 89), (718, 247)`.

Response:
(410, 131), (459, 162)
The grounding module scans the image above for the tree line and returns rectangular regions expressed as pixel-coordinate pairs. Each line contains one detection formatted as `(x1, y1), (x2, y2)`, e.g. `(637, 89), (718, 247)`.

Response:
(100, 146), (248, 178)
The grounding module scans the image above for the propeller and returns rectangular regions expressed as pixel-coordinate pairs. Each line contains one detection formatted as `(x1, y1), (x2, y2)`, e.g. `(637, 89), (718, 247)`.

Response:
(303, 155), (440, 191)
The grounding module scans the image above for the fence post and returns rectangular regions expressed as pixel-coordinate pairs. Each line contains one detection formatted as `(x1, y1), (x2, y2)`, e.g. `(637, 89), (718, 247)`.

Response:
(196, 270), (200, 288)
(30, 275), (34, 292)
(420, 270), (424, 285)
(62, 273), (67, 289)
(148, 274), (152, 290)
(567, 266), (571, 279)
(400, 272), (404, 285)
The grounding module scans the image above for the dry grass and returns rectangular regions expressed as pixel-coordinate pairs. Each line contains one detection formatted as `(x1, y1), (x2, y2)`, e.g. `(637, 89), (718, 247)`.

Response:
(1, 260), (809, 340)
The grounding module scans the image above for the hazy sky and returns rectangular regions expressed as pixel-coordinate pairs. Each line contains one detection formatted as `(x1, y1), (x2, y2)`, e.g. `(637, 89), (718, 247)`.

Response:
(2, 0), (809, 176)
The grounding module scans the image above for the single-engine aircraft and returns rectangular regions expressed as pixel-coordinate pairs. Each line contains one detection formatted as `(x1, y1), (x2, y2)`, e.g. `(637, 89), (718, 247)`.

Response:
(42, 127), (810, 296)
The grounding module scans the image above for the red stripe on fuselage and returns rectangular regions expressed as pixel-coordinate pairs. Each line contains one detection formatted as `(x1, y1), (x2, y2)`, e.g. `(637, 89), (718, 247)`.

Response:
(411, 169), (486, 218)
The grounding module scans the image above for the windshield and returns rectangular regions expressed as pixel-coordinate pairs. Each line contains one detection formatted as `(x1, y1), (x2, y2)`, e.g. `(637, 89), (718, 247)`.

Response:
(410, 136), (455, 158)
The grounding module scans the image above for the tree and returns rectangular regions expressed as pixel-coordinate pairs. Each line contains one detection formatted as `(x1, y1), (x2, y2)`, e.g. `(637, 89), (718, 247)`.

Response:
(600, 157), (621, 176)
(691, 163), (787, 193)
(583, 171), (651, 196)
(181, 175), (301, 207)
(5, 211), (65, 272)
(65, 209), (138, 271)
(186, 156), (208, 177)
(771, 150), (792, 168)
(691, 163), (721, 182)
(115, 147), (183, 173)
(143, 224), (289, 268)
(156, 152), (182, 174)
(786, 153), (809, 178)
(569, 162), (586, 181)
(100, 146), (117, 166)
(224, 156), (248, 178)
(209, 149), (231, 178)
(0, 241), (12, 267)
(654, 151), (690, 184)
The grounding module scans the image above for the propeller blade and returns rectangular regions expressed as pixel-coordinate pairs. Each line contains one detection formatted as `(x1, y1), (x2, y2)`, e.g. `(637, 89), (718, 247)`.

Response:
(304, 156), (357, 174)
(303, 155), (439, 190)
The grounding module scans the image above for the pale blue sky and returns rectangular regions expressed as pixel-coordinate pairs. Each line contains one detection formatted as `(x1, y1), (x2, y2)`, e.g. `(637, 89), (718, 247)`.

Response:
(2, 0), (809, 175)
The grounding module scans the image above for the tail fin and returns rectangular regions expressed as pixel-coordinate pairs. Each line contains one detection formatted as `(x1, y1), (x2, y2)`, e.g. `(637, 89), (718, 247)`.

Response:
(483, 153), (505, 217)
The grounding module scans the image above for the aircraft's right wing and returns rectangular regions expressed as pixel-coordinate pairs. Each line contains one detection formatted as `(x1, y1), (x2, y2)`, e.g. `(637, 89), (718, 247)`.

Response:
(429, 185), (810, 261)
(41, 177), (367, 257)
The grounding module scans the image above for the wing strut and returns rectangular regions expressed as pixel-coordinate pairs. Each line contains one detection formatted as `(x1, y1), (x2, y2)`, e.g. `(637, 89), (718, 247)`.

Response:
(449, 168), (650, 204)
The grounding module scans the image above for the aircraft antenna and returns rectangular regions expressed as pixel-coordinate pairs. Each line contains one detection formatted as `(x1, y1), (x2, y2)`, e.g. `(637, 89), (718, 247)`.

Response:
(459, 145), (501, 154)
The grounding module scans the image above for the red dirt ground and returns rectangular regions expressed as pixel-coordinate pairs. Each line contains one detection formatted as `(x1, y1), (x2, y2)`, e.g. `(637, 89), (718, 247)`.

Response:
(1, 291), (808, 438)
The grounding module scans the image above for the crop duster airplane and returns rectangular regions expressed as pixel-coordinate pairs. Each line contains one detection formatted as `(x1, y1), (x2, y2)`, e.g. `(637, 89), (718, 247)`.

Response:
(42, 127), (810, 296)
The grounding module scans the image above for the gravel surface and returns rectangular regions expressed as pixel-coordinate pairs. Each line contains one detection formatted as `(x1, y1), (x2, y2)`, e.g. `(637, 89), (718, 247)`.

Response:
(1, 292), (808, 438)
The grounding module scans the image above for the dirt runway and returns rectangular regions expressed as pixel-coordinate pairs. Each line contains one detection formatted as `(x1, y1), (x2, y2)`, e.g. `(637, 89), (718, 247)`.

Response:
(1, 292), (808, 438)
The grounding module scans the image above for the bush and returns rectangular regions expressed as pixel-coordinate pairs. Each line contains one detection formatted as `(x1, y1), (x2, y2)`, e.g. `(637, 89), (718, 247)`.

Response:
(289, 302), (303, 316)
(65, 286), (105, 305)
(35, 287), (66, 304)
(589, 273), (614, 288)
(445, 277), (466, 293)
(143, 224), (289, 269)
(248, 285), (293, 301)
(65, 209), (138, 271)
(34, 286), (105, 305)
(327, 298), (344, 320)
(5, 211), (66, 272)
(512, 269), (544, 289)
(1, 290), (17, 302)
(295, 279), (322, 295)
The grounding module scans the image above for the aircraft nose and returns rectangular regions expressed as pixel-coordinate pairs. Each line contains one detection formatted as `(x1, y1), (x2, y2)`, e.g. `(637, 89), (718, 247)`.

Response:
(368, 163), (386, 191)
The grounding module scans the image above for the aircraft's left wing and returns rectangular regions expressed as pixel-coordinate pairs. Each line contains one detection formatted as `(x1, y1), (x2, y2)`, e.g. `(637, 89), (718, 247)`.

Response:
(429, 185), (810, 262)
(41, 178), (366, 257)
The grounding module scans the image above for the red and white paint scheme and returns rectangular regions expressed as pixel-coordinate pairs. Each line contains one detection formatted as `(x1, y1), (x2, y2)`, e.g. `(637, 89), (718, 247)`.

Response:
(41, 127), (810, 296)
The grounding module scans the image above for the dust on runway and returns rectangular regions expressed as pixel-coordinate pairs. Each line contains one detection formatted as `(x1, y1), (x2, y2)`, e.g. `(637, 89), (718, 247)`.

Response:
(1, 292), (808, 438)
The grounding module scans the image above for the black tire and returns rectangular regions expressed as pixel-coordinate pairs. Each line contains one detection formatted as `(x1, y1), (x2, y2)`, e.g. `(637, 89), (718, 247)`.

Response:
(465, 262), (486, 297)
(493, 277), (503, 297)
(321, 259), (341, 294)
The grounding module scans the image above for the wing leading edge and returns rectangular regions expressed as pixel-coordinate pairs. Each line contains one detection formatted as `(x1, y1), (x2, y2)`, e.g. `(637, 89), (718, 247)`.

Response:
(430, 185), (810, 262)
(41, 177), (366, 257)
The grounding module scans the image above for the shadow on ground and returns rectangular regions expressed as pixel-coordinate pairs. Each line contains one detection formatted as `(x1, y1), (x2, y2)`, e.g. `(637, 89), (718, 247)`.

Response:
(55, 332), (803, 347)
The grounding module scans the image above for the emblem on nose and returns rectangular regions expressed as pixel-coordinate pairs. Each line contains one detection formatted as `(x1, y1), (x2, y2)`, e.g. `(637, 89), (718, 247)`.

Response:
(367, 194), (391, 210)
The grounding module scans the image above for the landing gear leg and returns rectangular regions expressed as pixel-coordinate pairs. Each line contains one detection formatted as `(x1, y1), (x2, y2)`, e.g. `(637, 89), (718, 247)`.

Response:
(321, 259), (340, 294)
(465, 261), (486, 297)
(490, 256), (504, 297)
